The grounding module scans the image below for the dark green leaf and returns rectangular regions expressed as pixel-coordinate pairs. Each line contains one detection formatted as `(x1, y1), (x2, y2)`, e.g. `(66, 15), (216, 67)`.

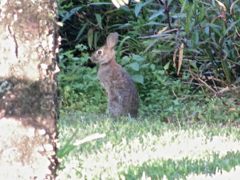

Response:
(61, 7), (82, 22)
(132, 54), (145, 62)
(95, 14), (103, 29)
(149, 9), (164, 20)
(87, 29), (94, 49)
(128, 62), (140, 71)
(134, 3), (144, 17)
(132, 74), (144, 84)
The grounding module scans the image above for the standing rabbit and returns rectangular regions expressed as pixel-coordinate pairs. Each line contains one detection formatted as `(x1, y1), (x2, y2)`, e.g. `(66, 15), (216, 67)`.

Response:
(91, 32), (139, 117)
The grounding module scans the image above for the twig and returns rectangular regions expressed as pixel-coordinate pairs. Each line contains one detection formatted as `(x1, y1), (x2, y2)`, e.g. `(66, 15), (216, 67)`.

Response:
(74, 133), (106, 146)
(140, 28), (178, 39)
(189, 69), (217, 94)
(216, 85), (240, 95)
(164, 0), (172, 29)
(196, 77), (217, 94)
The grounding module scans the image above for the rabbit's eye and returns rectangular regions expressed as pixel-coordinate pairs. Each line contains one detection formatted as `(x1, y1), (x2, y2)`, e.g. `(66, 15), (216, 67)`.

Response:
(97, 50), (103, 55)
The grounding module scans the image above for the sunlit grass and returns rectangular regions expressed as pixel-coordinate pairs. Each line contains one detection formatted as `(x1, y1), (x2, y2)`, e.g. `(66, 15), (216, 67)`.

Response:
(57, 112), (240, 179)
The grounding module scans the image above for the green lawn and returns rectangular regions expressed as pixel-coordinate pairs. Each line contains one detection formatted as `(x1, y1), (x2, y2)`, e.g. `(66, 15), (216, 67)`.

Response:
(57, 107), (240, 179)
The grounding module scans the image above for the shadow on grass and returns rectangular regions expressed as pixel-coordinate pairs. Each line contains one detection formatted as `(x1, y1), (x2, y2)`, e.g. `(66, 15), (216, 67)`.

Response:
(121, 151), (240, 179)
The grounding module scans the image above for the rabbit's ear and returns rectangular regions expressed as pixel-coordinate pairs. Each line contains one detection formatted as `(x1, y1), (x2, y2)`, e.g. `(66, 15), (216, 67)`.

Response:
(106, 32), (119, 49)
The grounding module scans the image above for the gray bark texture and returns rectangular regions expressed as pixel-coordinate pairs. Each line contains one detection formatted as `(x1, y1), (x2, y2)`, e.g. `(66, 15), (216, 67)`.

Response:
(0, 0), (59, 179)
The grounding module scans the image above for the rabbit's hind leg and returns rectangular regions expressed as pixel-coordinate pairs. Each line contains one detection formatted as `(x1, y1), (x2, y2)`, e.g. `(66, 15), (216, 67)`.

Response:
(108, 100), (124, 117)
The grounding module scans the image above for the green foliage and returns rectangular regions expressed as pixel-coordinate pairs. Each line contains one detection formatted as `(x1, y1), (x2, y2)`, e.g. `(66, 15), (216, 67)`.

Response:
(59, 0), (239, 86)
(57, 0), (240, 114)
(119, 54), (145, 84)
(58, 44), (106, 112)
(176, 0), (240, 85)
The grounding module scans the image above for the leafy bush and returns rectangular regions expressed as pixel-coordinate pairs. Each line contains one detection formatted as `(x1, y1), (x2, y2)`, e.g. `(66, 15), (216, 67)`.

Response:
(58, 44), (106, 112)
(176, 0), (240, 88)
(57, 0), (240, 113)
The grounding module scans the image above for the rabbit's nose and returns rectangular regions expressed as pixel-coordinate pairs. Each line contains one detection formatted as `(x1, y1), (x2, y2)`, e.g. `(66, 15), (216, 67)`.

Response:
(90, 55), (97, 62)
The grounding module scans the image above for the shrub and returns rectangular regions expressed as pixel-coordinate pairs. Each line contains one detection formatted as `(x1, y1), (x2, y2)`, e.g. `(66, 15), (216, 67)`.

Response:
(58, 44), (106, 112)
(57, 0), (240, 113)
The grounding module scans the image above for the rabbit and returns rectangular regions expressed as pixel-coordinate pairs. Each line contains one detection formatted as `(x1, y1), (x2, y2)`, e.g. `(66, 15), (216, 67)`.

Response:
(91, 32), (139, 117)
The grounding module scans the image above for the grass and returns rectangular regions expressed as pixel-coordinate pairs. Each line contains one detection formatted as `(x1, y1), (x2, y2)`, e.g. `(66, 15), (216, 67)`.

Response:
(57, 99), (240, 179)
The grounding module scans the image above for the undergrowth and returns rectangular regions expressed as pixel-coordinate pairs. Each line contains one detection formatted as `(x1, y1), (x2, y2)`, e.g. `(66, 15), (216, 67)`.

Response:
(57, 0), (240, 115)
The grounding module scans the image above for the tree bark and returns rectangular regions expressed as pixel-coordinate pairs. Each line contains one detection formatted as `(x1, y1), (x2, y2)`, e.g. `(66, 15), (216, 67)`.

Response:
(0, 0), (59, 179)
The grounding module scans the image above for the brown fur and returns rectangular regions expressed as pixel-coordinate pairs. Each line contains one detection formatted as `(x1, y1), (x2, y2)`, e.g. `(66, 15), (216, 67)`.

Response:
(91, 33), (139, 117)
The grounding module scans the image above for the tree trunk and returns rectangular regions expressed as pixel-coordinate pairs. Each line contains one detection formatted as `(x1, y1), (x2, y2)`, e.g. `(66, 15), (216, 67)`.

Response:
(0, 0), (59, 179)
